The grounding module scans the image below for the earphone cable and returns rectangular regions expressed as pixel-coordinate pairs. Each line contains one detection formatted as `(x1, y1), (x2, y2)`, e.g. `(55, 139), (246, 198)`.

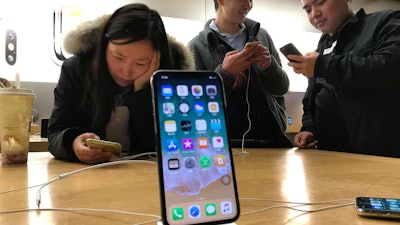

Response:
(240, 69), (251, 155)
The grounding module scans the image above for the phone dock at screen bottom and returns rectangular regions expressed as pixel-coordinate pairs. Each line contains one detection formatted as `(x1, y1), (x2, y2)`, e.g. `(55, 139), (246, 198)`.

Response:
(156, 222), (237, 225)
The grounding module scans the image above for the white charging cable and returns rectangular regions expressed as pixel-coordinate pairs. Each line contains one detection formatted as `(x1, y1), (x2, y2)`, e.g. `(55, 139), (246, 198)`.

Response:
(36, 153), (157, 208)
(238, 69), (252, 155)
(239, 198), (355, 216)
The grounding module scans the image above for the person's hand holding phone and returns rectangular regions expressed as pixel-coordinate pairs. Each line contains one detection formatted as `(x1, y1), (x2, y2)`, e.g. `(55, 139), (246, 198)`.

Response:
(244, 41), (258, 50)
(72, 133), (114, 164)
(250, 43), (272, 69)
(280, 43), (319, 78)
(221, 44), (255, 75)
(287, 52), (319, 78)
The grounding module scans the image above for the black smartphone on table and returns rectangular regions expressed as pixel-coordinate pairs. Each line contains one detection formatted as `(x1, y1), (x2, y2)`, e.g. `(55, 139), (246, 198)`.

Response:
(150, 70), (240, 225)
(279, 43), (302, 62)
(356, 197), (400, 219)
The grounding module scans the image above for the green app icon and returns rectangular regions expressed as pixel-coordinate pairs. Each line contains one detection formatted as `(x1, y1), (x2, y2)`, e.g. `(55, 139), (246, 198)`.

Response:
(200, 156), (211, 168)
(205, 203), (217, 216)
(172, 207), (184, 220)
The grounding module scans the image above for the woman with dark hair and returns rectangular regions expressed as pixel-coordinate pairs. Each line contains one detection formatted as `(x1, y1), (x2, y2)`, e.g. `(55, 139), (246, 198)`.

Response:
(48, 3), (194, 164)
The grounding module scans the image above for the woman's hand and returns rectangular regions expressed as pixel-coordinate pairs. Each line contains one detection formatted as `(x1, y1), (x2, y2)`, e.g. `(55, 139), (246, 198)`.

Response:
(134, 50), (160, 91)
(72, 133), (113, 164)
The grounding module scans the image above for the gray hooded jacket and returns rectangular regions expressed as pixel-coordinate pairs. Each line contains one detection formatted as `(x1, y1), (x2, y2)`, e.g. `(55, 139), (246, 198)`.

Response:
(188, 18), (292, 147)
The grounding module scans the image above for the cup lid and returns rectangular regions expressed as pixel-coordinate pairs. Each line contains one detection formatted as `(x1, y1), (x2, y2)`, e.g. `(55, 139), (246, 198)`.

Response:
(0, 87), (35, 96)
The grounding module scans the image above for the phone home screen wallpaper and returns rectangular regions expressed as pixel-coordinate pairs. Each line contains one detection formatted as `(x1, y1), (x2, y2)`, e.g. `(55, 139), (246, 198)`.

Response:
(154, 72), (238, 225)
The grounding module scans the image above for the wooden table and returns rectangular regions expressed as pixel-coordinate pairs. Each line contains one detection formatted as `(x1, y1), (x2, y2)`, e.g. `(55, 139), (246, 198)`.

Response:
(26, 124), (300, 153)
(1, 148), (400, 225)
(29, 135), (48, 152)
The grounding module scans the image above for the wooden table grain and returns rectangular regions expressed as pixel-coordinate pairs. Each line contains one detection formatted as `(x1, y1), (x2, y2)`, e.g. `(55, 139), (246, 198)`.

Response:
(1, 148), (399, 225)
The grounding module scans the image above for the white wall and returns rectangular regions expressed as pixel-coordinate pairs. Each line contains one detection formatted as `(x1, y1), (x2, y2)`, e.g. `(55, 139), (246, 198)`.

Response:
(0, 0), (132, 84)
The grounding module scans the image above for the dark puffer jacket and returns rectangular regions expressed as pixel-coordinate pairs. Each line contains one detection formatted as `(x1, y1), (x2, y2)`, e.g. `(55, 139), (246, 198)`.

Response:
(301, 9), (400, 157)
(48, 15), (195, 161)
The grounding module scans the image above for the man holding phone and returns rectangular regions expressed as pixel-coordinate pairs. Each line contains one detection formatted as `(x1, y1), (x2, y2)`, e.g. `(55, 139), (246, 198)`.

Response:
(188, 0), (292, 148)
(287, 0), (400, 157)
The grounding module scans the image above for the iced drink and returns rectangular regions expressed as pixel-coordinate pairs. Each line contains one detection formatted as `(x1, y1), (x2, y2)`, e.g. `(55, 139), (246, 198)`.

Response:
(0, 88), (35, 165)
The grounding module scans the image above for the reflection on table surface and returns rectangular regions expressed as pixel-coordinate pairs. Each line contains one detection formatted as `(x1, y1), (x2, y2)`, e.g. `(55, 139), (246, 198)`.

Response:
(1, 148), (400, 225)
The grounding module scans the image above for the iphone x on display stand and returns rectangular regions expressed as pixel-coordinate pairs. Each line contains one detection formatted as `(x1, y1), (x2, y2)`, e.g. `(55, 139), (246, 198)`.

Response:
(151, 70), (240, 225)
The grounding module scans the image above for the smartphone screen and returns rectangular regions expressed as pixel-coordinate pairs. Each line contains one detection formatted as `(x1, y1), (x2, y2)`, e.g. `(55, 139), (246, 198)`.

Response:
(151, 70), (240, 225)
(356, 197), (400, 219)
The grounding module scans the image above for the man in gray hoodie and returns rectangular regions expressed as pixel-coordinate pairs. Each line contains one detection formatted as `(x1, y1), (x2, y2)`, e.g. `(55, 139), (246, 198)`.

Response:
(188, 0), (292, 148)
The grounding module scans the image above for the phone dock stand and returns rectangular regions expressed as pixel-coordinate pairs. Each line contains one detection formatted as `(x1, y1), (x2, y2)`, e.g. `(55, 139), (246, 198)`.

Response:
(157, 221), (237, 225)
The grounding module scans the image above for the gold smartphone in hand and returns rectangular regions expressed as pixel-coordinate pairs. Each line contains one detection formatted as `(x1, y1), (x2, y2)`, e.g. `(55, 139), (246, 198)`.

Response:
(244, 41), (258, 50)
(86, 138), (121, 158)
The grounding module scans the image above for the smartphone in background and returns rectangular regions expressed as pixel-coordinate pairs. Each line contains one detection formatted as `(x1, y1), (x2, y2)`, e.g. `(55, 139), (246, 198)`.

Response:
(356, 197), (400, 219)
(86, 138), (121, 158)
(151, 70), (240, 225)
(40, 119), (49, 138)
(279, 43), (302, 62)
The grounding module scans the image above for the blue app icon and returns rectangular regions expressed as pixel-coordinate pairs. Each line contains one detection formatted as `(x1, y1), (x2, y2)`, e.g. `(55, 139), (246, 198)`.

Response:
(189, 205), (201, 218)
(194, 102), (205, 113)
(210, 119), (221, 131)
(166, 139), (178, 151)
(162, 85), (173, 97)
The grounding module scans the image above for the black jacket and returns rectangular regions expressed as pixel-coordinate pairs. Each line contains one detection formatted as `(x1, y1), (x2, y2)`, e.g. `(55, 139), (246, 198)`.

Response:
(48, 15), (195, 161)
(301, 9), (400, 157)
